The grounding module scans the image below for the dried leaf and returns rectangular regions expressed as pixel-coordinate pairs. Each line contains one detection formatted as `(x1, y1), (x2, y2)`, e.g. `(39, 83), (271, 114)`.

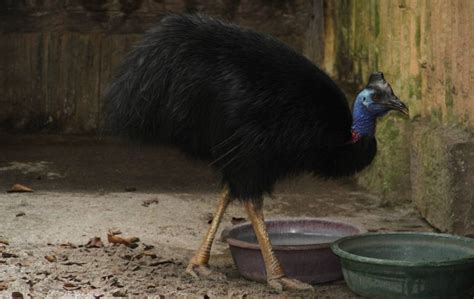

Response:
(111, 290), (127, 297)
(61, 261), (86, 266)
(120, 254), (133, 261)
(107, 234), (139, 247)
(11, 291), (23, 299)
(127, 237), (140, 243)
(0, 283), (7, 291)
(231, 217), (246, 225)
(63, 282), (81, 291)
(143, 243), (154, 250)
(60, 242), (77, 249)
(149, 259), (173, 266)
(45, 255), (56, 263)
(142, 198), (159, 207)
(143, 251), (157, 259)
(7, 184), (33, 193)
(85, 237), (103, 248)
(2, 252), (18, 258)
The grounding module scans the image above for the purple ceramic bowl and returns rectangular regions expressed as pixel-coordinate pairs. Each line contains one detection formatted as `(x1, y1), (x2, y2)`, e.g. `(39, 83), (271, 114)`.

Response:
(226, 218), (365, 284)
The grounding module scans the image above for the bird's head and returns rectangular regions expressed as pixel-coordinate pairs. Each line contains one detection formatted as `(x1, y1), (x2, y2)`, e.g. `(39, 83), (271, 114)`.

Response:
(352, 72), (409, 138)
(354, 72), (409, 118)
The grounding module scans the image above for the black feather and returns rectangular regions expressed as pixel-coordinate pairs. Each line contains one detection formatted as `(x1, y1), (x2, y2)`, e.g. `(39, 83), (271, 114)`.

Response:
(103, 14), (377, 200)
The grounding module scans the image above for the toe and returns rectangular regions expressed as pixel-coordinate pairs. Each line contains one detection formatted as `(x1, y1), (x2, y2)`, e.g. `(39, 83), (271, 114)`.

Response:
(268, 278), (284, 292)
(185, 263), (212, 278)
(268, 277), (313, 292)
(280, 277), (313, 291)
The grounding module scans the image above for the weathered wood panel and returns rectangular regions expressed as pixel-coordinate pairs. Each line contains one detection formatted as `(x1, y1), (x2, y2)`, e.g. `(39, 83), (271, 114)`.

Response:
(0, 33), (44, 129)
(309, 0), (474, 209)
(318, 0), (474, 126)
(0, 0), (314, 132)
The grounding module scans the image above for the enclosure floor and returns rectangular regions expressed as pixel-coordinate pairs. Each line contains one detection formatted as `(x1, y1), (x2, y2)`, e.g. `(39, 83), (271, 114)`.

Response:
(0, 133), (432, 298)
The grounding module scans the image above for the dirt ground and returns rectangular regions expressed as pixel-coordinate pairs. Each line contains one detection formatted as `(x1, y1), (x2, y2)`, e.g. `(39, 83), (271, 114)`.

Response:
(0, 133), (433, 298)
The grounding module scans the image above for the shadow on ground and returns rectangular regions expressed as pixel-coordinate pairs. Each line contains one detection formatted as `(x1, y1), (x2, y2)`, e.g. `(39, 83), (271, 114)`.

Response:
(0, 133), (432, 297)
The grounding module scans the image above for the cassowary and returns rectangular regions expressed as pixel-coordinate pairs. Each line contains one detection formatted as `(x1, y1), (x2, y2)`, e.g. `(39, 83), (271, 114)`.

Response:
(104, 14), (408, 291)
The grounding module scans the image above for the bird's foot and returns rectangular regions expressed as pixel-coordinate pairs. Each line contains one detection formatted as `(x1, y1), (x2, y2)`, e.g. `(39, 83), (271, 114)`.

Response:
(185, 262), (212, 278)
(268, 276), (314, 292)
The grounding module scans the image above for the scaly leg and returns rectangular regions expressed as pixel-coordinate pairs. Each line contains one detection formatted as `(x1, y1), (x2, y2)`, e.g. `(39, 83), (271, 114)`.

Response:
(186, 186), (231, 277)
(243, 200), (313, 292)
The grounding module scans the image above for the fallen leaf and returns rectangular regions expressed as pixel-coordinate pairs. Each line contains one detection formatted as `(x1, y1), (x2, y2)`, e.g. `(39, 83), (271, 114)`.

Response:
(107, 234), (139, 247)
(61, 261), (86, 266)
(45, 255), (56, 262)
(143, 243), (154, 250)
(63, 282), (81, 291)
(149, 259), (173, 266)
(231, 217), (246, 225)
(120, 254), (133, 261)
(85, 237), (103, 248)
(2, 252), (18, 258)
(15, 212), (25, 217)
(0, 283), (7, 291)
(7, 184), (33, 193)
(111, 290), (127, 297)
(11, 292), (23, 299)
(142, 198), (159, 207)
(143, 251), (157, 259)
(59, 242), (77, 249)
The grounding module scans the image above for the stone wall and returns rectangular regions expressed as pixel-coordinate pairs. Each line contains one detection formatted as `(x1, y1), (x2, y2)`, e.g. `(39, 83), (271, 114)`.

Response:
(312, 0), (474, 235)
(0, 0), (315, 132)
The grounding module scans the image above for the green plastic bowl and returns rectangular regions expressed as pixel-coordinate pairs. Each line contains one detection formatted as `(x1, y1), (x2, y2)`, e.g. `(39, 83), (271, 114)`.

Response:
(331, 232), (474, 298)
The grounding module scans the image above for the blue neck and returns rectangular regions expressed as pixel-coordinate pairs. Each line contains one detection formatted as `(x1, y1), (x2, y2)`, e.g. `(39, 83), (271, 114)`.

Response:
(352, 91), (376, 137)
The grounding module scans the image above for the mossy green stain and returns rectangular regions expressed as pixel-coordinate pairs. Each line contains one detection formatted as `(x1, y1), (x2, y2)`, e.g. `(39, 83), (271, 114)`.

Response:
(415, 14), (421, 49)
(408, 74), (422, 100)
(444, 79), (454, 109)
(431, 107), (443, 123)
(372, 0), (380, 37)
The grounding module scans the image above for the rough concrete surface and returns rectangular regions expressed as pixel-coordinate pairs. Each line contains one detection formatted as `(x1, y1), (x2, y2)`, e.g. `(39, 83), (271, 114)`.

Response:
(411, 122), (474, 236)
(0, 134), (432, 298)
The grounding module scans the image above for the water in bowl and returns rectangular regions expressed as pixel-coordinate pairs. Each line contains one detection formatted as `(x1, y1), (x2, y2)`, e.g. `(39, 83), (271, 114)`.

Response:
(239, 232), (344, 246)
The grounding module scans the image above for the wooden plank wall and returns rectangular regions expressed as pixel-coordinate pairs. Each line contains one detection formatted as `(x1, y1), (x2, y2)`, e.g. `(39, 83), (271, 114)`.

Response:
(0, 0), (314, 133)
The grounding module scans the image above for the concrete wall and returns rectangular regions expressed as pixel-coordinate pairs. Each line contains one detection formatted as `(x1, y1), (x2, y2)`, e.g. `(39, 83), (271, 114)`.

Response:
(0, 0), (314, 132)
(311, 0), (474, 235)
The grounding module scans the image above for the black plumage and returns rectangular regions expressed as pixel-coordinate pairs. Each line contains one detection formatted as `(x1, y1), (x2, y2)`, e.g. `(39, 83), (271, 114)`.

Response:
(104, 14), (377, 200)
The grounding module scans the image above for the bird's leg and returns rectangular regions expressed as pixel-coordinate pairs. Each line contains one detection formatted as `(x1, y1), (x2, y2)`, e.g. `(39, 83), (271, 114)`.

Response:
(243, 200), (313, 292)
(186, 186), (231, 278)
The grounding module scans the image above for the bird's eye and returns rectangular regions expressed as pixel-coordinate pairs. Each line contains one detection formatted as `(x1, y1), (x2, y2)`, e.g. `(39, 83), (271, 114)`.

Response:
(373, 94), (381, 101)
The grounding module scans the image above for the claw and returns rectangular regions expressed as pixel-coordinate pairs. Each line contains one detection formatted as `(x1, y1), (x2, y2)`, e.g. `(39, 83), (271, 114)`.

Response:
(185, 263), (212, 278)
(268, 277), (314, 292)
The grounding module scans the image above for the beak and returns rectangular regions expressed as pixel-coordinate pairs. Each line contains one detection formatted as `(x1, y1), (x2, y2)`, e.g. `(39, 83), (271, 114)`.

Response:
(385, 97), (409, 116)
